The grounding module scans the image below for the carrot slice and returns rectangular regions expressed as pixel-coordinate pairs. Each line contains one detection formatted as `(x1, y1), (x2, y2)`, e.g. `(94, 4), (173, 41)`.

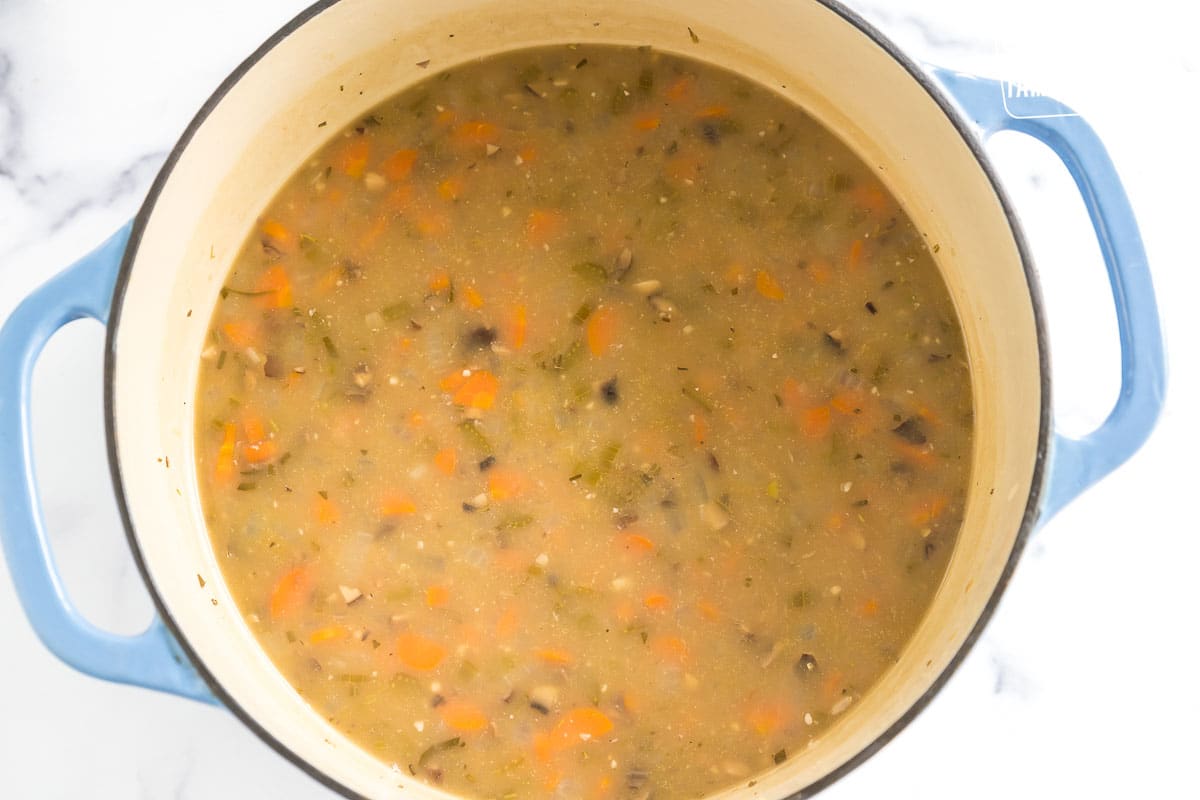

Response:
(380, 148), (418, 181)
(800, 405), (832, 437)
(243, 439), (277, 465)
(214, 423), (237, 484)
(425, 585), (450, 609)
(633, 113), (661, 131)
(650, 635), (689, 665)
(382, 493), (417, 516)
(309, 625), (348, 645)
(439, 699), (489, 733)
(434, 448), (457, 476)
(697, 104), (730, 118)
(463, 285), (484, 309)
(665, 75), (695, 102)
(255, 265), (293, 309)
(746, 703), (788, 736)
(487, 468), (526, 501)
(269, 566), (311, 620)
(450, 370), (499, 410)
(221, 321), (257, 349)
(525, 209), (565, 247)
(437, 176), (464, 201)
(315, 494), (339, 525)
(396, 631), (446, 672)
(535, 708), (614, 760)
(535, 648), (573, 665)
(755, 270), (785, 300)
(586, 306), (616, 356)
(336, 137), (370, 178)
(495, 604), (520, 638)
(617, 532), (655, 554)
(643, 592), (671, 611)
(505, 304), (528, 350)
(261, 219), (292, 248)
(847, 238), (865, 271)
(454, 120), (500, 146)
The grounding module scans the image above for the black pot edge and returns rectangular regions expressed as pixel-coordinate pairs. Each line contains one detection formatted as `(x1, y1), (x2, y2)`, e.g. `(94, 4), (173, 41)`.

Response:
(101, 2), (1050, 799)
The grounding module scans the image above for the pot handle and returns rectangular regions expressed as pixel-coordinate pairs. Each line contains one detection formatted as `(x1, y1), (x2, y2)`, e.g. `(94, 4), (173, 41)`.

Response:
(930, 67), (1165, 523)
(0, 224), (216, 704)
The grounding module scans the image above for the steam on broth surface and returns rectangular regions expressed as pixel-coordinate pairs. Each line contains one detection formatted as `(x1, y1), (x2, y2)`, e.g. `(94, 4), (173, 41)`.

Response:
(195, 44), (971, 799)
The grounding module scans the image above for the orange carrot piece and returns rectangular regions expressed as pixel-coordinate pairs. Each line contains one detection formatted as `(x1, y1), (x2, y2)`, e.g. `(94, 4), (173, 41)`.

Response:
(439, 699), (489, 733)
(755, 270), (786, 300)
(633, 113), (661, 131)
(255, 265), (293, 309)
(860, 598), (880, 617)
(337, 137), (371, 178)
(617, 532), (655, 554)
(434, 447), (457, 476)
(382, 493), (417, 516)
(697, 599), (722, 622)
(308, 625), (348, 645)
(450, 370), (499, 410)
(691, 413), (709, 445)
(535, 648), (573, 665)
(852, 182), (891, 215)
(243, 439), (277, 465)
(650, 635), (689, 665)
(586, 306), (616, 356)
(429, 272), (452, 294)
(847, 238), (865, 271)
(214, 422), (237, 484)
(315, 494), (339, 525)
(463, 285), (484, 309)
(697, 104), (730, 118)
(437, 176), (464, 201)
(805, 258), (832, 286)
(643, 592), (671, 611)
(415, 211), (450, 238)
(221, 321), (257, 349)
(425, 585), (450, 609)
(396, 631), (447, 672)
(830, 389), (866, 416)
(269, 566), (311, 620)
(893, 439), (937, 468)
(487, 468), (526, 501)
(495, 604), (520, 638)
(381, 148), (418, 181)
(800, 405), (832, 437)
(242, 415), (267, 444)
(454, 120), (500, 146)
(746, 703), (788, 736)
(261, 219), (291, 248)
(664, 153), (702, 183)
(535, 708), (614, 761)
(525, 209), (565, 247)
(909, 495), (948, 526)
(517, 144), (538, 164)
(439, 369), (467, 392)
(665, 74), (695, 102)
(505, 304), (528, 350)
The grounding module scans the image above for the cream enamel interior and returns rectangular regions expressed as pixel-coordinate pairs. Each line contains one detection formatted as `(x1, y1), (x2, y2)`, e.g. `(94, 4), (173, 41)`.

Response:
(109, 1), (1042, 797)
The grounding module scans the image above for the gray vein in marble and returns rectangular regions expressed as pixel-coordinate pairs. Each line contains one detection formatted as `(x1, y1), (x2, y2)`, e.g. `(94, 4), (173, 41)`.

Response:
(0, 52), (22, 180)
(991, 652), (1035, 699)
(0, 47), (166, 256)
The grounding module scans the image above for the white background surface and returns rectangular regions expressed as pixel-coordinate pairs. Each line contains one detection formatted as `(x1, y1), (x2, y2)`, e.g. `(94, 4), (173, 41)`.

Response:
(1, 1), (1196, 797)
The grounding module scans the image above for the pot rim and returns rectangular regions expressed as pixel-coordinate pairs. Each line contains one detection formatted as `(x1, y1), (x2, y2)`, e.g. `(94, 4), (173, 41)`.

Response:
(102, 1), (1050, 797)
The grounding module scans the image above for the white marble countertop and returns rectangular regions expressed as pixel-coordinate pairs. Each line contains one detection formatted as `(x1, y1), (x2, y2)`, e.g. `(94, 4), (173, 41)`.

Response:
(1, 1), (1195, 797)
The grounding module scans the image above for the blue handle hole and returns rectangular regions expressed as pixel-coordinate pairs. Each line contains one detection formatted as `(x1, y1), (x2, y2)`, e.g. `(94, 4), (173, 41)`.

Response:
(986, 131), (1120, 438)
(32, 319), (154, 635)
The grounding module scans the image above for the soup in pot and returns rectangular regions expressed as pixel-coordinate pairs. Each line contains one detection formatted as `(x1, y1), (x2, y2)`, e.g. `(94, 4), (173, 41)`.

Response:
(195, 44), (972, 799)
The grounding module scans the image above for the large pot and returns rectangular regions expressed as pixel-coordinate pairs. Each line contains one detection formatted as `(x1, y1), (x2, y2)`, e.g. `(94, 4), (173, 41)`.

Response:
(0, 1), (1164, 798)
